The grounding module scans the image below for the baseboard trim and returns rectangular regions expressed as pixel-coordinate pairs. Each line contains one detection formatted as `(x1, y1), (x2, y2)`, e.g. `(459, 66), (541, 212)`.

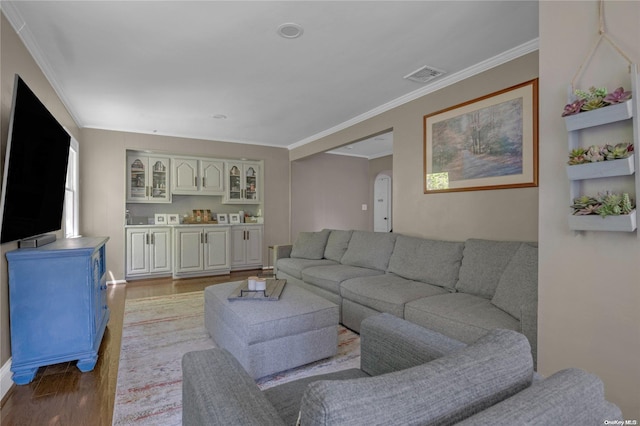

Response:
(108, 279), (127, 285)
(1, 358), (14, 402)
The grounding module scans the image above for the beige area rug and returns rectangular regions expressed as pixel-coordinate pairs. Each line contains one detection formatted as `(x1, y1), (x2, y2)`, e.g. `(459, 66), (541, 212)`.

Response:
(112, 290), (360, 425)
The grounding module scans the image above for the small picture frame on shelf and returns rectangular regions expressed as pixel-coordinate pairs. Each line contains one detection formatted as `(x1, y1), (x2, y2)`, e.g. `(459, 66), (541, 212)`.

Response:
(154, 214), (167, 225)
(217, 213), (228, 224)
(167, 214), (180, 225)
(229, 213), (241, 224)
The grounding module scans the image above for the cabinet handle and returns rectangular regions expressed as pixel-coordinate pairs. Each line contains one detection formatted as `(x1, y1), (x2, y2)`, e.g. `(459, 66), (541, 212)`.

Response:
(146, 186), (150, 197)
(200, 232), (204, 244)
(151, 233), (155, 245)
(146, 233), (150, 245)
(202, 177), (206, 188)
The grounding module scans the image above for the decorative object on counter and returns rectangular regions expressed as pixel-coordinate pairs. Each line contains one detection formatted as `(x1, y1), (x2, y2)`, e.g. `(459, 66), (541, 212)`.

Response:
(167, 214), (180, 225)
(154, 214), (167, 225)
(217, 213), (228, 224)
(182, 209), (217, 224)
(238, 210), (245, 223)
(571, 191), (635, 217)
(229, 213), (241, 224)
(125, 209), (131, 225)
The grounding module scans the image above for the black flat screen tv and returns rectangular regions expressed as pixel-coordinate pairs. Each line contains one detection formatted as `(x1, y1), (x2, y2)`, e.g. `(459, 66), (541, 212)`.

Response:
(0, 75), (71, 244)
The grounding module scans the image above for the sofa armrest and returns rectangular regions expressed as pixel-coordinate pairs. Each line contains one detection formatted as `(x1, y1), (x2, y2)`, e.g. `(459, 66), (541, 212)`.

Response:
(455, 368), (622, 425)
(360, 313), (466, 376)
(520, 301), (538, 369)
(272, 244), (292, 274)
(182, 349), (285, 426)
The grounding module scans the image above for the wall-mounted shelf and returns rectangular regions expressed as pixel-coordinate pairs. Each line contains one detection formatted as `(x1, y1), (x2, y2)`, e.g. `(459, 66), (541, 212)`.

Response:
(566, 64), (639, 234)
(566, 154), (635, 180)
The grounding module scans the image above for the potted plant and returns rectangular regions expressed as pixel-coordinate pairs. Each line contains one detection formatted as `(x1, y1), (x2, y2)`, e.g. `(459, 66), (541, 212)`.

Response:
(563, 87), (633, 131)
(566, 142), (634, 179)
(569, 191), (637, 232)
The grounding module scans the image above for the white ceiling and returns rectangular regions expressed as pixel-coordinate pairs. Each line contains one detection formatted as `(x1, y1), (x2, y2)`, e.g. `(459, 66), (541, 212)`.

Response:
(2, 1), (538, 157)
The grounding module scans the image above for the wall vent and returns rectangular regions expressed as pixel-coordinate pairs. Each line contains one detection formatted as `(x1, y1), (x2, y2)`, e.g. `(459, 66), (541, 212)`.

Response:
(403, 65), (446, 83)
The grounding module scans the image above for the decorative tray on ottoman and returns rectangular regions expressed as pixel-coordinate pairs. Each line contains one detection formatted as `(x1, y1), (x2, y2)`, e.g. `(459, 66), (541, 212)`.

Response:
(227, 279), (286, 301)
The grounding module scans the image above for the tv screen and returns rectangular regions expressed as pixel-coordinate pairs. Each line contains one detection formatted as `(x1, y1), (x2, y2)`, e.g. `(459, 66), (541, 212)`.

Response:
(0, 75), (71, 244)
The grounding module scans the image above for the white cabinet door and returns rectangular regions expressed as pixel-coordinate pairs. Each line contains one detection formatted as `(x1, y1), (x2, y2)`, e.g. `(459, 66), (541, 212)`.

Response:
(149, 227), (172, 273)
(126, 228), (149, 276)
(172, 158), (199, 193)
(172, 157), (225, 195)
(175, 228), (204, 273)
(204, 228), (230, 270)
(230, 225), (263, 270)
(174, 226), (230, 276)
(200, 160), (225, 195)
(126, 227), (172, 277)
(230, 227), (247, 267)
(127, 154), (171, 203)
(245, 226), (263, 265)
(224, 161), (261, 204)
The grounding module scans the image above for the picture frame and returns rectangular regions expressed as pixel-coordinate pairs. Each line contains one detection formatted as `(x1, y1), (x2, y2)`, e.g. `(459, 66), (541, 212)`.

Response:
(229, 213), (241, 224)
(217, 213), (228, 224)
(167, 214), (180, 225)
(424, 79), (538, 193)
(154, 213), (167, 225)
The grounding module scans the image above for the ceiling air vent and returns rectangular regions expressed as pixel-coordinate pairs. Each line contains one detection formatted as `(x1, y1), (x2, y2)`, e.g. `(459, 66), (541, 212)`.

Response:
(403, 65), (446, 83)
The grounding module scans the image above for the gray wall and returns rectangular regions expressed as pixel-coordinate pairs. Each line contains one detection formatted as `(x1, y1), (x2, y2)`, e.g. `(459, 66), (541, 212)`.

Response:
(291, 153), (370, 239)
(538, 0), (640, 418)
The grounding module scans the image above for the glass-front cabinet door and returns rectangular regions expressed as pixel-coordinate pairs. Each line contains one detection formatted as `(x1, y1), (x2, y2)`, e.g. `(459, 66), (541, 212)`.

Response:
(224, 161), (260, 204)
(127, 154), (171, 203)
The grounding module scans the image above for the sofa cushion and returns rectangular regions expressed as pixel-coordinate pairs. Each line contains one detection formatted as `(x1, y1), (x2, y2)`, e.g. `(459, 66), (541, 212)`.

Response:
(323, 230), (353, 262)
(299, 328), (533, 426)
(290, 230), (330, 260)
(455, 239), (522, 299)
(491, 243), (538, 320)
(387, 235), (464, 290)
(340, 231), (396, 271)
(340, 274), (448, 318)
(263, 368), (368, 426)
(302, 264), (384, 295)
(404, 293), (520, 344)
(276, 258), (337, 280)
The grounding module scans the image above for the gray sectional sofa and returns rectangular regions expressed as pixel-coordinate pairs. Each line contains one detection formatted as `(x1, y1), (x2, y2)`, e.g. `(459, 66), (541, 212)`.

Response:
(182, 313), (621, 425)
(274, 229), (538, 364)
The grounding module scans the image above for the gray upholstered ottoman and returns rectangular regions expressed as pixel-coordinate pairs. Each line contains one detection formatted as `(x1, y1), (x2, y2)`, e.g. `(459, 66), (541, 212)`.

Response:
(204, 281), (339, 379)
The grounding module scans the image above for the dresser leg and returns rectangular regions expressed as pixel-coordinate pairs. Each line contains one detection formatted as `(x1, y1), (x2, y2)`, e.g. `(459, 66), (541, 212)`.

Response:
(76, 354), (98, 372)
(12, 367), (38, 385)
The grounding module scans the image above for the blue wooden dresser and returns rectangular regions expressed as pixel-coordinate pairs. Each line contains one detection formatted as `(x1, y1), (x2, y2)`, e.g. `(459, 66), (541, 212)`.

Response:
(6, 236), (110, 384)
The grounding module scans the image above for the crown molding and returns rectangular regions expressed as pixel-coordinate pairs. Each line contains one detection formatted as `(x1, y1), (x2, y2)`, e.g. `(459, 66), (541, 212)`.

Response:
(2, 4), (83, 128)
(288, 38), (539, 151)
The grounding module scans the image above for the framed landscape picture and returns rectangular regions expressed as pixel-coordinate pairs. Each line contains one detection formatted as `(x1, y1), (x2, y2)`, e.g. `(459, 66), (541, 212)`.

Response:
(424, 79), (538, 193)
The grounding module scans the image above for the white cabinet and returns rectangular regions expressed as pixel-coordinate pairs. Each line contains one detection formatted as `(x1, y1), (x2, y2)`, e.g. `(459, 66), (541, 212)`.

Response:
(126, 227), (172, 278)
(127, 154), (171, 203)
(224, 161), (261, 204)
(172, 157), (224, 195)
(230, 225), (263, 270)
(174, 226), (230, 277)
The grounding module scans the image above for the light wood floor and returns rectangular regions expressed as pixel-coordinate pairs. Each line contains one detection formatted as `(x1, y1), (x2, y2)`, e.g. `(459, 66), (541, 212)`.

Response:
(0, 270), (261, 426)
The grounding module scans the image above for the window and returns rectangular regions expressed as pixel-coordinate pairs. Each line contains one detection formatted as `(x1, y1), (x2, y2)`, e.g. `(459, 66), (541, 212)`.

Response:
(64, 137), (79, 238)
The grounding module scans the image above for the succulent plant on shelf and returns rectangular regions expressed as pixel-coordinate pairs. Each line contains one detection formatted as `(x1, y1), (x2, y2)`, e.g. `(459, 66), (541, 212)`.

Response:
(561, 86), (632, 116)
(604, 142), (634, 160)
(571, 191), (635, 217)
(603, 87), (632, 104)
(567, 142), (633, 165)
